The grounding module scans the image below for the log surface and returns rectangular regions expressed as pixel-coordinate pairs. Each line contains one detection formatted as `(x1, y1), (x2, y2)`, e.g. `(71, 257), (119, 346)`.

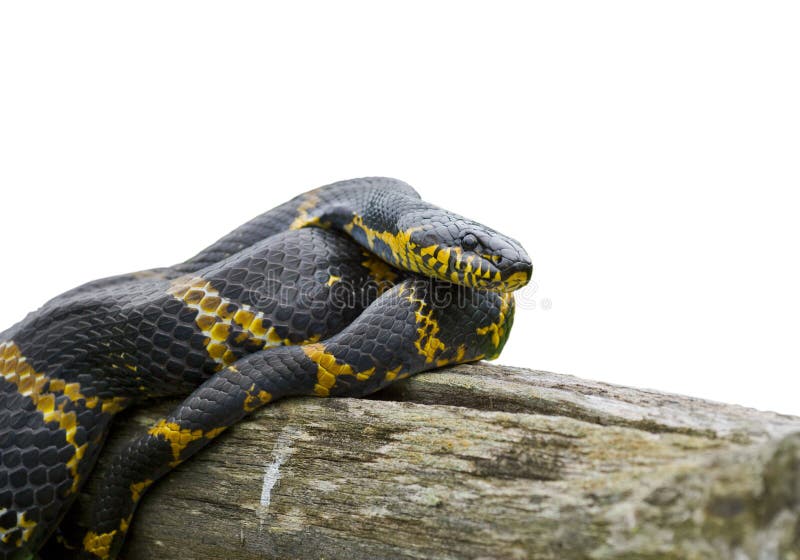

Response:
(79, 363), (800, 560)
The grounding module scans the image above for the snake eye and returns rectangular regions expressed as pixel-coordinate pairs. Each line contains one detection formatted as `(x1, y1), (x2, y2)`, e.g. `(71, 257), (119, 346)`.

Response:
(460, 233), (478, 251)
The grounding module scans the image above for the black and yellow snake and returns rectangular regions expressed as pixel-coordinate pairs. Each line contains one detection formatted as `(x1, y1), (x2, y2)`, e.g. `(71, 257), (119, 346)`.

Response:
(0, 177), (531, 559)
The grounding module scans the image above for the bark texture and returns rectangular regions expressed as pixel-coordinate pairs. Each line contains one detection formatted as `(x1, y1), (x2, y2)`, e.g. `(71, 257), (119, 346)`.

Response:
(77, 363), (800, 560)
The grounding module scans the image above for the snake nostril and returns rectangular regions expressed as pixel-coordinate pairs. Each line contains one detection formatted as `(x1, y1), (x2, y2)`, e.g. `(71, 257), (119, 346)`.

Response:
(511, 259), (533, 276)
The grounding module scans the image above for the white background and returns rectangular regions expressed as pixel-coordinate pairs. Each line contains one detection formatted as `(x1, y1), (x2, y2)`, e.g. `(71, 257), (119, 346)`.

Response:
(1, 2), (798, 414)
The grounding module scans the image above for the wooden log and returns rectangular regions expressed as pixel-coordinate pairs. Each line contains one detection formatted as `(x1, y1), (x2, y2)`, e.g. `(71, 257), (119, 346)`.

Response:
(76, 363), (800, 559)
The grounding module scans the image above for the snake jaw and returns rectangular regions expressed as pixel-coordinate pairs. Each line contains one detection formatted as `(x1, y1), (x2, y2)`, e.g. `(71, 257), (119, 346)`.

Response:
(405, 232), (531, 292)
(451, 252), (531, 292)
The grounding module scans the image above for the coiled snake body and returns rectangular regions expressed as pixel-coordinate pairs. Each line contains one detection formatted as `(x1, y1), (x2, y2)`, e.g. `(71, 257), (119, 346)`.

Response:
(0, 178), (531, 559)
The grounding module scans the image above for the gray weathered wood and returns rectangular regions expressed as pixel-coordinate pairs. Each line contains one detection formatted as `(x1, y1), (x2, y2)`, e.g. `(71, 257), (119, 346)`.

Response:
(77, 363), (800, 559)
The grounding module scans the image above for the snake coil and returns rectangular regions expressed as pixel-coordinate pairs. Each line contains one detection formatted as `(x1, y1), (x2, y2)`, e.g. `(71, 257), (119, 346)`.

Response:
(0, 178), (531, 559)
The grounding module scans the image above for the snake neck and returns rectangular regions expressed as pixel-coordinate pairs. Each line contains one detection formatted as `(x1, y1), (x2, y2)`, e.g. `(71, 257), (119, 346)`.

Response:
(177, 176), (531, 293)
(288, 177), (421, 229)
(173, 177), (420, 275)
(291, 179), (428, 271)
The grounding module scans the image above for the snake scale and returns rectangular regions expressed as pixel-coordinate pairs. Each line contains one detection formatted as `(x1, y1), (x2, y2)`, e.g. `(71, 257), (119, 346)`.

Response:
(0, 177), (532, 559)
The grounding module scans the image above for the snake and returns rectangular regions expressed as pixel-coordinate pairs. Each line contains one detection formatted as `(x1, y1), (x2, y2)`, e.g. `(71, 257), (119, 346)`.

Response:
(0, 177), (532, 560)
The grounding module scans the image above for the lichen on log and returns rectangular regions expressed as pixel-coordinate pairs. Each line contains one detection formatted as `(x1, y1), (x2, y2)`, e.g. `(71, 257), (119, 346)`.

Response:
(75, 363), (800, 559)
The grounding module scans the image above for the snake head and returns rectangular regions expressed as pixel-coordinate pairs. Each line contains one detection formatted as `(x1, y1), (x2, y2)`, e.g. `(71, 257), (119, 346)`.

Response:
(398, 208), (532, 292)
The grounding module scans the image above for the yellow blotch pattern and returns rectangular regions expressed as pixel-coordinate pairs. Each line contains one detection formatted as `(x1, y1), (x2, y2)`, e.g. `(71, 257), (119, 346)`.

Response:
(130, 479), (154, 503)
(383, 365), (403, 382)
(0, 511), (36, 548)
(147, 419), (227, 466)
(436, 345), (467, 368)
(0, 341), (101, 492)
(168, 276), (316, 371)
(344, 215), (424, 273)
(288, 192), (322, 230)
(476, 293), (514, 358)
(400, 286), (447, 364)
(82, 529), (116, 559)
(100, 397), (129, 415)
(301, 343), (376, 397)
(359, 252), (399, 289)
(243, 383), (273, 412)
(499, 270), (529, 291)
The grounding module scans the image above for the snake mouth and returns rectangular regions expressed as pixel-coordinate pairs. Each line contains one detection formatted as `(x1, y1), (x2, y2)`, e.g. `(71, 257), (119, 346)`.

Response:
(451, 253), (531, 291)
(411, 244), (531, 291)
(496, 268), (531, 292)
